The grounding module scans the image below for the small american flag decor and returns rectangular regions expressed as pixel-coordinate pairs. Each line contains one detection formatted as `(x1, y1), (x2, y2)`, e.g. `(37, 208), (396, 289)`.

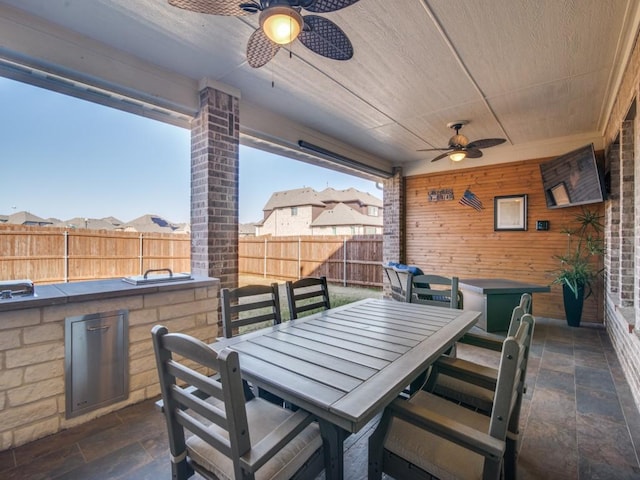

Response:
(459, 188), (483, 211)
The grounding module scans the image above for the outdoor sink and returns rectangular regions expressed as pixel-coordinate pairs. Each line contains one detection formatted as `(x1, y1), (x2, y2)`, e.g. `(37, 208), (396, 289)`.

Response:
(122, 269), (192, 286)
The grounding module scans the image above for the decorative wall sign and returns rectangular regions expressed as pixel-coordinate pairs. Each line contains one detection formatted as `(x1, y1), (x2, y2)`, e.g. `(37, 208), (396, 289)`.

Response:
(459, 189), (484, 211)
(428, 188), (454, 202)
(494, 194), (528, 231)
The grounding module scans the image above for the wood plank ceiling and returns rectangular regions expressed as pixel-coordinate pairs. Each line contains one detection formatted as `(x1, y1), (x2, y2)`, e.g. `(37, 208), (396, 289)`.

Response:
(0, 0), (638, 178)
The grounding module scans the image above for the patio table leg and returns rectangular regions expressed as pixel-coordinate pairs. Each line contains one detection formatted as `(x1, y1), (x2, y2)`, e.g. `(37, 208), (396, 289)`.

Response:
(319, 419), (348, 480)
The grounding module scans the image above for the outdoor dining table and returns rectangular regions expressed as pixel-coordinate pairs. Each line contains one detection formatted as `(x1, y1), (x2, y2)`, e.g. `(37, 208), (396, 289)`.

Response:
(210, 297), (480, 480)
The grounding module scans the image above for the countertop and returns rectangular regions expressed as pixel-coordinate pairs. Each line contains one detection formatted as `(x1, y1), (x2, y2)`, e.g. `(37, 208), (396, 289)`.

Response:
(0, 275), (219, 312)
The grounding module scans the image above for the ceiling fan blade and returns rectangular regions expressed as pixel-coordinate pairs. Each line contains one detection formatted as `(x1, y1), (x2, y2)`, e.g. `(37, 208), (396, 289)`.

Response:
(466, 138), (506, 149)
(168, 0), (255, 15)
(417, 147), (450, 152)
(430, 152), (451, 162)
(465, 148), (483, 159)
(246, 28), (280, 68)
(304, 0), (360, 13)
(298, 16), (353, 60)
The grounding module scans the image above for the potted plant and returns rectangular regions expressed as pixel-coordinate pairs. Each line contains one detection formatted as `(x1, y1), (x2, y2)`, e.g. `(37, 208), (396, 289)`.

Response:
(551, 209), (604, 327)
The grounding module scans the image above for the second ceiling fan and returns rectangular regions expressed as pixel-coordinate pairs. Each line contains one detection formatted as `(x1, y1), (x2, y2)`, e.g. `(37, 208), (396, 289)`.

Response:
(168, 0), (360, 68)
(419, 121), (506, 162)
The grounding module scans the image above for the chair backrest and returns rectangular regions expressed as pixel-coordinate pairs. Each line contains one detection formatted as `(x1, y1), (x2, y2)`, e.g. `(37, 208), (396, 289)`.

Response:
(519, 292), (532, 314)
(152, 325), (251, 479)
(405, 273), (462, 309)
(221, 283), (282, 338)
(489, 315), (534, 447)
(286, 276), (331, 319)
(382, 263), (407, 301)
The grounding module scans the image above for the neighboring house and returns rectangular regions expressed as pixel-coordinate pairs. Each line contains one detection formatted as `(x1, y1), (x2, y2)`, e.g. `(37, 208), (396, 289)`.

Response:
(5, 211), (53, 227)
(116, 214), (180, 233)
(54, 217), (120, 230)
(256, 187), (383, 236)
(239, 223), (258, 236)
(311, 202), (383, 235)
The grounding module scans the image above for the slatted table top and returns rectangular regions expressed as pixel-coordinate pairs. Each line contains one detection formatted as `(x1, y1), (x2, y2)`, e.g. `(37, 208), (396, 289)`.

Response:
(211, 298), (479, 433)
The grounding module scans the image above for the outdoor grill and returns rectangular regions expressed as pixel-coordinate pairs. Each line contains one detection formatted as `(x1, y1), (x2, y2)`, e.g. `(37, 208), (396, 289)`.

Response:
(0, 279), (35, 299)
(122, 268), (192, 286)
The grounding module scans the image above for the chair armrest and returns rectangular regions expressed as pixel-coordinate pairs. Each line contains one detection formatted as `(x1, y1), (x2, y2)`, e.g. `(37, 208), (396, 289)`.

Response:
(459, 329), (504, 352)
(433, 356), (498, 391)
(241, 408), (317, 472)
(388, 396), (505, 459)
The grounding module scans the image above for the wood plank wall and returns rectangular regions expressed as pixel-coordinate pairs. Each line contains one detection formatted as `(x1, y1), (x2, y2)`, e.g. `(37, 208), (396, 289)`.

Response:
(405, 157), (605, 323)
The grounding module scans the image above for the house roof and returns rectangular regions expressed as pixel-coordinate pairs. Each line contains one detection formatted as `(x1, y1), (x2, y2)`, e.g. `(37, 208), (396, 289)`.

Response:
(262, 188), (326, 211)
(118, 214), (178, 233)
(318, 187), (383, 207)
(54, 217), (119, 230)
(311, 203), (383, 227)
(6, 211), (52, 225)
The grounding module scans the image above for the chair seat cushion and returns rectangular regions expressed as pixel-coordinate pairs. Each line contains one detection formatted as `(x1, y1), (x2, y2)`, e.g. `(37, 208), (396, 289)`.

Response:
(187, 397), (322, 480)
(384, 392), (490, 480)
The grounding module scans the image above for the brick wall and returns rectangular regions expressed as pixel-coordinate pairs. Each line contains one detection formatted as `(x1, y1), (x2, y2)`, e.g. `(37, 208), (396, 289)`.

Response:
(0, 283), (219, 450)
(602, 32), (640, 413)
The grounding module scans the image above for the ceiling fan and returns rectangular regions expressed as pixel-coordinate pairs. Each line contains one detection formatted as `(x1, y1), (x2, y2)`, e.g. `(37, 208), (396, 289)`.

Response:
(168, 0), (360, 68)
(418, 121), (506, 162)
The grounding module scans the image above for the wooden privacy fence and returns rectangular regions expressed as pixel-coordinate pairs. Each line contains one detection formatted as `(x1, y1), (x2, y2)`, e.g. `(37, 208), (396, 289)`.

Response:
(0, 225), (191, 284)
(239, 235), (383, 287)
(0, 226), (383, 288)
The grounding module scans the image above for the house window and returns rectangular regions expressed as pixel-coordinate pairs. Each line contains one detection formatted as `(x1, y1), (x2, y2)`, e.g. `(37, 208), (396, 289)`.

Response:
(368, 206), (378, 216)
(291, 207), (298, 216)
(365, 227), (376, 234)
(332, 227), (337, 235)
(350, 226), (355, 235)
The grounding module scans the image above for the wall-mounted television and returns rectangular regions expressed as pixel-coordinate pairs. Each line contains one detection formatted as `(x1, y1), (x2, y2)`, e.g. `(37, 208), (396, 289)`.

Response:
(539, 143), (606, 209)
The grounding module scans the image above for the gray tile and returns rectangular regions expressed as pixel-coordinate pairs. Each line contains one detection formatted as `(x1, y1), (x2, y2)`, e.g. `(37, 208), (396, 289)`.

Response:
(576, 386), (626, 424)
(575, 365), (615, 392)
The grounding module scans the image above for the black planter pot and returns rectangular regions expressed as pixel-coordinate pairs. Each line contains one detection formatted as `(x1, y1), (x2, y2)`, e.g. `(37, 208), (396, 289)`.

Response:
(563, 283), (585, 327)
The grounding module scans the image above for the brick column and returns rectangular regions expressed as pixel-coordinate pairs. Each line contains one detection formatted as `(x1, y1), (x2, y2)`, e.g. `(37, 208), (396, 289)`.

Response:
(619, 119), (635, 306)
(190, 86), (239, 290)
(605, 143), (621, 298)
(382, 167), (404, 297)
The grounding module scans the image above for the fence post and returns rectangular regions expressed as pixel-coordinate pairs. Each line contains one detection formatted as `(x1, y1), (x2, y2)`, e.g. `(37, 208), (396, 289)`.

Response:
(63, 230), (69, 283)
(263, 237), (267, 278)
(139, 234), (143, 275)
(298, 237), (301, 279)
(343, 237), (347, 287)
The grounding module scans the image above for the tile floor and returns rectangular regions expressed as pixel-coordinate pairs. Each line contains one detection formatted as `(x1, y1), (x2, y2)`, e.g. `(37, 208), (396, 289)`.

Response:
(1, 317), (639, 479)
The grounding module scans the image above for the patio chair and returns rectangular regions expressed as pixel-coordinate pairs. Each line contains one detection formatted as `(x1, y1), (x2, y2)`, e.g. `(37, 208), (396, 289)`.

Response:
(286, 276), (331, 320)
(151, 325), (324, 480)
(368, 316), (534, 480)
(221, 283), (284, 404)
(221, 283), (282, 339)
(425, 295), (533, 413)
(405, 273), (463, 309)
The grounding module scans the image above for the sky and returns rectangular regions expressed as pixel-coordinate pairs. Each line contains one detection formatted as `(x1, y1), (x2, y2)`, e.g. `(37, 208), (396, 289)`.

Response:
(0, 77), (381, 225)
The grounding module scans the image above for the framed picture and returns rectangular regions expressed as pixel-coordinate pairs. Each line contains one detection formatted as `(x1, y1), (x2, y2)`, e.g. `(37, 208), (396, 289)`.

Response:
(494, 194), (528, 231)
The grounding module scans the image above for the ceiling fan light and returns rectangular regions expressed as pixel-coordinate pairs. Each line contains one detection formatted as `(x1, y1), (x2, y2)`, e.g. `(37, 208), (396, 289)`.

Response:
(449, 150), (466, 162)
(260, 6), (303, 45)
